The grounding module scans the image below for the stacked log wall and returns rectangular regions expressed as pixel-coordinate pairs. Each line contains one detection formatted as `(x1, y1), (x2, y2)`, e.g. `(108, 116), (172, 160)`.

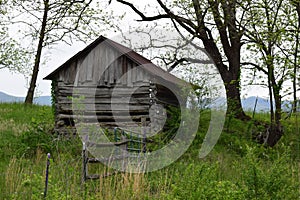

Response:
(53, 43), (153, 134)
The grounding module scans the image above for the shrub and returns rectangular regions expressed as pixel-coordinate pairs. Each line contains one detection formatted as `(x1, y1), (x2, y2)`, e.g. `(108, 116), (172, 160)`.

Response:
(17, 117), (54, 157)
(240, 146), (300, 199)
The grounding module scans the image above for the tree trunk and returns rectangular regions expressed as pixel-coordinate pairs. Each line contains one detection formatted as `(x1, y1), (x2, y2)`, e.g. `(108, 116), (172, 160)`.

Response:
(24, 0), (49, 104)
(274, 92), (282, 125)
(293, 4), (300, 113)
(223, 74), (250, 120)
(265, 69), (283, 147)
(202, 37), (249, 121)
(268, 86), (283, 146)
(268, 72), (275, 124)
(266, 123), (283, 147)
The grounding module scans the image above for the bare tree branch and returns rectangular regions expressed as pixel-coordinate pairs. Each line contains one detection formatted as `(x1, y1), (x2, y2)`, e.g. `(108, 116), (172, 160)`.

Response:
(116, 0), (169, 21)
(241, 62), (268, 75)
(167, 57), (214, 72)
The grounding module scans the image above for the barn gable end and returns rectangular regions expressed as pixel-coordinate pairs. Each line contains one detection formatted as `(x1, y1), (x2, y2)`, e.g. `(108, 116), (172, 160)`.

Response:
(45, 36), (186, 135)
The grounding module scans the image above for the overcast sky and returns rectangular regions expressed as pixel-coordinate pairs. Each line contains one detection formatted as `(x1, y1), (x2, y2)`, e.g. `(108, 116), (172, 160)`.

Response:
(0, 41), (90, 96)
(0, 0), (128, 97)
(0, 1), (269, 99)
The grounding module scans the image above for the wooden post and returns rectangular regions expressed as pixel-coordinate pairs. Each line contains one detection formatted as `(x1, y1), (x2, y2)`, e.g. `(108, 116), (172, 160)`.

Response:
(82, 142), (87, 183)
(121, 134), (128, 171)
(43, 153), (50, 199)
(141, 117), (147, 153)
(252, 96), (259, 119)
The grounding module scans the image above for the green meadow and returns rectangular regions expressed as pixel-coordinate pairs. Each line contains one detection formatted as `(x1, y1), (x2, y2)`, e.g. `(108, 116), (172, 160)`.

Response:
(0, 103), (299, 199)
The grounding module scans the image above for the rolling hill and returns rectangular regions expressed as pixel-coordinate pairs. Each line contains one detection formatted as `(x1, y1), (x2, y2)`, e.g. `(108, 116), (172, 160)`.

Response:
(0, 91), (51, 105)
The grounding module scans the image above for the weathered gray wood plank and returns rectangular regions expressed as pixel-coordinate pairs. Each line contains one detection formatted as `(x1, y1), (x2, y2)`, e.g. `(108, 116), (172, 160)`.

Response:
(58, 104), (150, 112)
(108, 48), (115, 84)
(131, 63), (137, 83)
(121, 57), (127, 85)
(58, 86), (150, 96)
(115, 58), (121, 84)
(127, 61), (132, 87)
(57, 97), (150, 105)
(86, 52), (94, 81)
(137, 67), (144, 81)
(57, 81), (150, 88)
(58, 114), (149, 120)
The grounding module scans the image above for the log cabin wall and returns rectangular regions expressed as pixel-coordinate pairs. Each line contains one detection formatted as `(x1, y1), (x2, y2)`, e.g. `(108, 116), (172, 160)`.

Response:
(53, 43), (153, 135)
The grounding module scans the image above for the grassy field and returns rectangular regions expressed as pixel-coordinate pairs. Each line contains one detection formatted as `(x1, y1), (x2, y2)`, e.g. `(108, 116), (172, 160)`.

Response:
(0, 103), (300, 199)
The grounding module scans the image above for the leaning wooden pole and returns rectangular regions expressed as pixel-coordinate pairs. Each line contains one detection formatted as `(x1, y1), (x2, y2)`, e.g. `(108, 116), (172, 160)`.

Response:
(82, 142), (87, 183)
(43, 153), (50, 199)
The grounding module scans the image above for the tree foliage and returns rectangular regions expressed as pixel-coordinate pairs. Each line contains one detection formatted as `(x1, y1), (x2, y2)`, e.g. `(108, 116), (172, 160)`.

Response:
(8, 0), (113, 104)
(112, 0), (253, 120)
(0, 0), (32, 74)
(289, 0), (300, 113)
(242, 0), (300, 146)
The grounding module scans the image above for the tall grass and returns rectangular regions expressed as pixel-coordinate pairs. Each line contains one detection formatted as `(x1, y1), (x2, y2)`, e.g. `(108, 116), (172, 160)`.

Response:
(0, 103), (300, 199)
(5, 157), (24, 197)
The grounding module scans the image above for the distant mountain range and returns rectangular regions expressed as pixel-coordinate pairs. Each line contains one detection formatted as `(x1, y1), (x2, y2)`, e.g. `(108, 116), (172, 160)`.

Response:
(242, 96), (292, 112)
(242, 96), (271, 112)
(0, 91), (293, 112)
(0, 91), (51, 106)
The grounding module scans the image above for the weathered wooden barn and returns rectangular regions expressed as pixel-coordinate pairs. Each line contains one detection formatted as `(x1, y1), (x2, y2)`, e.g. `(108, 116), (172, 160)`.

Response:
(44, 36), (187, 135)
